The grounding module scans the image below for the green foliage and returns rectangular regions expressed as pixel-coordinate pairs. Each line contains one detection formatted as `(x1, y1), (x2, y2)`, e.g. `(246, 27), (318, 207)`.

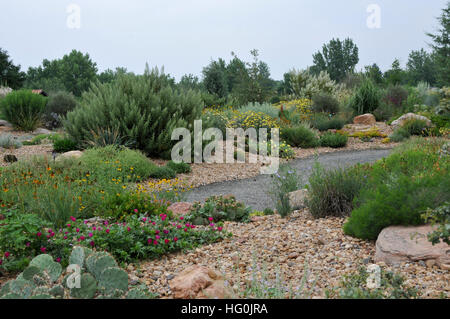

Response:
(373, 102), (394, 122)
(389, 127), (411, 142)
(263, 208), (274, 215)
(306, 162), (367, 218)
(0, 48), (26, 89)
(280, 124), (319, 148)
(402, 119), (429, 136)
(24, 50), (98, 96)
(64, 66), (202, 158)
(311, 38), (359, 82)
(422, 202), (450, 245)
(186, 195), (251, 224)
(319, 132), (348, 148)
(43, 91), (77, 129)
(310, 114), (345, 131)
(268, 165), (299, 217)
(0, 134), (22, 149)
(238, 102), (279, 118)
(0, 89), (47, 131)
(348, 80), (381, 115)
(53, 137), (78, 153)
(311, 93), (340, 114)
(166, 160), (191, 174)
(343, 138), (450, 240)
(383, 85), (408, 108)
(326, 266), (418, 299)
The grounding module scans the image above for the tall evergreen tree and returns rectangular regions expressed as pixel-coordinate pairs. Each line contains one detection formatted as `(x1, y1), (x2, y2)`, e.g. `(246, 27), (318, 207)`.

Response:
(0, 48), (26, 89)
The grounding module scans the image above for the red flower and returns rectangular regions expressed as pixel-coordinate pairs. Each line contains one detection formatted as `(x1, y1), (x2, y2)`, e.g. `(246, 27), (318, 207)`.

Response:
(208, 217), (213, 222)
(179, 216), (184, 220)
(40, 247), (46, 253)
(153, 240), (158, 245)
(56, 258), (61, 263)
(76, 228), (80, 233)
(164, 239), (170, 244)
(4, 252), (10, 258)
(37, 232), (42, 237)
(105, 229), (110, 234)
(67, 223), (71, 228)
(89, 241), (95, 247)
(80, 236), (85, 241)
(173, 237), (178, 242)
(184, 228), (188, 232)
(218, 226), (223, 231)
(70, 216), (76, 222)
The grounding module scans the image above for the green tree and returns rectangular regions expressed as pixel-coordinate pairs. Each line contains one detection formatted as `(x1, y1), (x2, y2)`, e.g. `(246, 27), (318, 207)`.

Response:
(383, 59), (407, 86)
(177, 74), (201, 91)
(0, 48), (26, 89)
(202, 58), (228, 99)
(25, 50), (98, 96)
(406, 49), (436, 85)
(427, 2), (450, 86)
(98, 67), (129, 84)
(364, 64), (383, 85)
(311, 38), (359, 82)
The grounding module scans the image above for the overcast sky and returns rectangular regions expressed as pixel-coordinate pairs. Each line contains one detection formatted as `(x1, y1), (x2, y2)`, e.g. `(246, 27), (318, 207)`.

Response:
(0, 0), (447, 80)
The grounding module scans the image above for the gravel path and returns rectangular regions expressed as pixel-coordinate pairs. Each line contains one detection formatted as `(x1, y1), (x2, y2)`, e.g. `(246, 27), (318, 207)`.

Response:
(185, 149), (392, 210)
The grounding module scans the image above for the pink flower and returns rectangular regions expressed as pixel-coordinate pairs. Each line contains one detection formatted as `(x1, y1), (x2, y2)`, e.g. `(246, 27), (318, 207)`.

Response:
(104, 221), (108, 225)
(127, 227), (131, 232)
(147, 238), (152, 244)
(163, 229), (169, 234)
(152, 222), (156, 225)
(173, 237), (178, 242)
(142, 218), (147, 222)
(70, 216), (76, 222)
(209, 223), (215, 227)
(65, 231), (69, 235)
(186, 223), (191, 227)
(164, 239), (170, 244)
(153, 240), (158, 245)
(67, 223), (71, 228)
(48, 229), (53, 233)
(177, 225), (181, 229)
(155, 230), (160, 235)
(155, 235), (160, 240)
(92, 226), (96, 231)
(134, 209), (138, 213)
(105, 229), (110, 234)
(4, 252), (10, 258)
(84, 220), (88, 224)
(179, 216), (184, 220)
(184, 228), (188, 232)
(56, 258), (61, 263)
(64, 236), (68, 240)
(76, 228), (80, 233)
(0, 260), (3, 265)
(208, 217), (213, 222)
(190, 225), (196, 229)
(217, 226), (223, 231)
(26, 242), (31, 247)
(80, 236), (85, 241)
(88, 232), (93, 238)
(89, 241), (95, 247)
(40, 247), (46, 253)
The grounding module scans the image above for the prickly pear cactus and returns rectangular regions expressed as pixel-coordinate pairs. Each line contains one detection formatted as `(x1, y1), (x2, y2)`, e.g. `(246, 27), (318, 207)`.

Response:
(29, 254), (62, 282)
(70, 273), (98, 299)
(69, 246), (86, 269)
(91, 255), (118, 279)
(22, 266), (42, 281)
(98, 267), (128, 293)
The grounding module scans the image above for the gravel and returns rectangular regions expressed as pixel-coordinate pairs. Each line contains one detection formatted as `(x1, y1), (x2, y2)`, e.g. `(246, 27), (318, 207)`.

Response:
(185, 148), (392, 210)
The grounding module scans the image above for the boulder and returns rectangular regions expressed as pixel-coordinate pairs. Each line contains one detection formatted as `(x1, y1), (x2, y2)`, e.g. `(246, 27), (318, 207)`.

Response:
(167, 202), (193, 216)
(170, 265), (231, 299)
(390, 113), (432, 129)
(288, 189), (308, 210)
(375, 225), (450, 270)
(56, 150), (83, 161)
(353, 114), (376, 126)
(3, 154), (17, 163)
(0, 120), (11, 127)
(32, 128), (54, 135)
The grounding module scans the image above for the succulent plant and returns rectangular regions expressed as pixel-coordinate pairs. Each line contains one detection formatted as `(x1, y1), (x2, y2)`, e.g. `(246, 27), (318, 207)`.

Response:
(70, 273), (97, 299)
(98, 267), (128, 294)
(69, 246), (86, 269)
(91, 254), (118, 280)
(29, 254), (62, 282)
(22, 266), (42, 281)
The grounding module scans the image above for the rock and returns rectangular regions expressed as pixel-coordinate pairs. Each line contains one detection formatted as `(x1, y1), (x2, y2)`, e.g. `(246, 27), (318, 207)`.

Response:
(426, 259), (436, 269)
(3, 154), (17, 163)
(167, 202), (193, 217)
(170, 265), (231, 299)
(0, 120), (11, 127)
(353, 114), (376, 126)
(32, 128), (54, 135)
(288, 189), (308, 210)
(390, 113), (432, 129)
(375, 225), (450, 270)
(56, 150), (83, 161)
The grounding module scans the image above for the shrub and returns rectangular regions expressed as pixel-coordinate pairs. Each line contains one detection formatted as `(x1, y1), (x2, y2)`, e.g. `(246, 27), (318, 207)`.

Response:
(83, 127), (136, 148)
(166, 160), (191, 174)
(343, 139), (450, 240)
(319, 132), (348, 148)
(305, 163), (367, 218)
(53, 137), (78, 153)
(268, 165), (299, 217)
(280, 124), (319, 148)
(402, 119), (429, 136)
(43, 91), (77, 129)
(383, 85), (408, 108)
(373, 102), (394, 122)
(0, 134), (22, 149)
(422, 202), (450, 245)
(148, 166), (176, 179)
(389, 127), (411, 142)
(64, 67), (203, 158)
(185, 195), (251, 224)
(348, 80), (380, 115)
(263, 208), (274, 215)
(0, 212), (227, 271)
(326, 266), (418, 299)
(310, 114), (345, 131)
(311, 93), (340, 114)
(238, 102), (279, 118)
(0, 90), (47, 131)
